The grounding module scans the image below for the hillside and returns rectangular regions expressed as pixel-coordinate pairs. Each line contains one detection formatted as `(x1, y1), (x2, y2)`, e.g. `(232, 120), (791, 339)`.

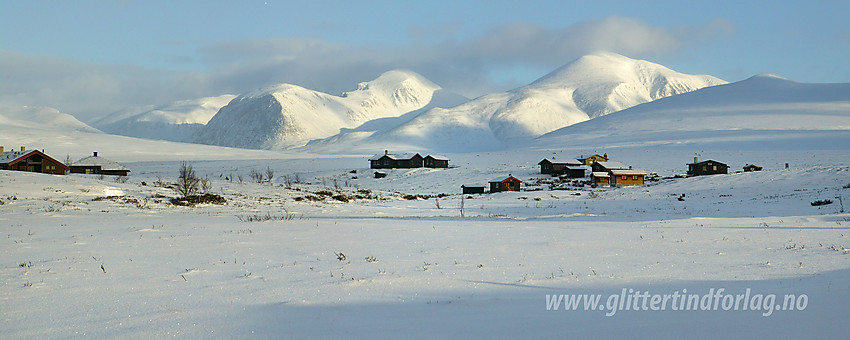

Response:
(93, 95), (236, 142)
(316, 52), (725, 153)
(194, 70), (445, 149)
(536, 74), (850, 149)
(0, 105), (102, 133)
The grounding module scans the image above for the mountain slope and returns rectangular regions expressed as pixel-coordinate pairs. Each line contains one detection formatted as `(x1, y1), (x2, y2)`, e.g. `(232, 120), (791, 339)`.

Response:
(536, 74), (850, 149)
(0, 105), (101, 133)
(323, 52), (725, 152)
(194, 70), (443, 149)
(93, 95), (236, 142)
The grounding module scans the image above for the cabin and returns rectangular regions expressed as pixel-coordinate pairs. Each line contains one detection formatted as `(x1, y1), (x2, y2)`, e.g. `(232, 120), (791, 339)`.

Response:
(69, 152), (131, 176)
(591, 172), (610, 187)
(424, 155), (450, 168)
(743, 164), (763, 172)
(591, 161), (629, 173)
(0, 146), (69, 175)
(577, 154), (609, 166)
(461, 184), (485, 194)
(489, 175), (522, 193)
(687, 158), (728, 176)
(538, 158), (582, 176)
(369, 151), (424, 169)
(609, 169), (646, 187)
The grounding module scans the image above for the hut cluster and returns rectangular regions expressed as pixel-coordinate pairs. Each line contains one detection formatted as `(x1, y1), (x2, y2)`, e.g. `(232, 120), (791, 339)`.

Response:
(0, 146), (130, 176)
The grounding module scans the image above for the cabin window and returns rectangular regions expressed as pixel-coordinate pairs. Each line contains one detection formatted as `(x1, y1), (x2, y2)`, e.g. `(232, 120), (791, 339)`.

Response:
(713, 165), (717, 171)
(383, 159), (389, 166)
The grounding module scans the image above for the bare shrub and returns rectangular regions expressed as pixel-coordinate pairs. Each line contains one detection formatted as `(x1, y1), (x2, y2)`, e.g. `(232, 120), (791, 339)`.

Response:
(177, 161), (200, 197)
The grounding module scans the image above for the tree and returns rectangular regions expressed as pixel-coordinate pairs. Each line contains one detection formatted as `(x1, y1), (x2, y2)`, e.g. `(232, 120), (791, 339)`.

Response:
(177, 161), (200, 197)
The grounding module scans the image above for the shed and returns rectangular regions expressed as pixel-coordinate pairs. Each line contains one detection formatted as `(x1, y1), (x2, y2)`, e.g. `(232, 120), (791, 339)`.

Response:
(0, 146), (68, 175)
(591, 172), (610, 187)
(461, 184), (485, 194)
(687, 157), (728, 176)
(424, 155), (449, 168)
(488, 175), (522, 193)
(70, 152), (131, 176)
(743, 164), (763, 172)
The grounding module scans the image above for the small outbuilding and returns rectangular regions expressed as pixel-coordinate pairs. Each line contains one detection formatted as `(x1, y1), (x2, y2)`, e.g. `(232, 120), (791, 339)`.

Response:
(687, 157), (728, 176)
(743, 164), (763, 172)
(70, 152), (131, 176)
(0, 146), (69, 175)
(591, 172), (610, 187)
(461, 184), (485, 194)
(489, 175), (522, 193)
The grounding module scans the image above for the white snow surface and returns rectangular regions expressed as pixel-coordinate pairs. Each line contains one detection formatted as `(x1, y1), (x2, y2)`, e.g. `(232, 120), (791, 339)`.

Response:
(537, 74), (850, 149)
(194, 70), (444, 149)
(0, 105), (101, 133)
(93, 95), (237, 143)
(312, 52), (725, 153)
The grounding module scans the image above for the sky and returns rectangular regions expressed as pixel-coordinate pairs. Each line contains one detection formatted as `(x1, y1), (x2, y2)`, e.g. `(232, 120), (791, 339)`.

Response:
(1, 0), (849, 122)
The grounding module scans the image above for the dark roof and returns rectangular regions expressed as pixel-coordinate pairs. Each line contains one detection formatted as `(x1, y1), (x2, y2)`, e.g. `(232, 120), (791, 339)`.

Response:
(368, 153), (423, 161)
(688, 159), (728, 166)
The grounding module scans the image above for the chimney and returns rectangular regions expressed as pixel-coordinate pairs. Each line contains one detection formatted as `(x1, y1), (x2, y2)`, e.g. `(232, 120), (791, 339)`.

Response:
(93, 151), (98, 157)
(629, 165), (633, 170)
(694, 157), (698, 163)
(21, 146), (25, 152)
(385, 150), (388, 155)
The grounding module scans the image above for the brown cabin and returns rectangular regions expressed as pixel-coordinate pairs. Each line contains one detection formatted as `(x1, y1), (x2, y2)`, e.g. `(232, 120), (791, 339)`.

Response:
(743, 164), (763, 172)
(538, 158), (582, 176)
(591, 172), (610, 187)
(369, 151), (424, 169)
(609, 169), (646, 187)
(687, 157), (728, 176)
(489, 175), (522, 193)
(0, 146), (69, 175)
(424, 155), (449, 168)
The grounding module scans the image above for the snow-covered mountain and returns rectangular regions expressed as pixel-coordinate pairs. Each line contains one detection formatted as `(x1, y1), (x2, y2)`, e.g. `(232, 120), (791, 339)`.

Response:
(93, 95), (236, 142)
(536, 74), (850, 149)
(194, 70), (450, 149)
(0, 105), (101, 133)
(307, 52), (725, 152)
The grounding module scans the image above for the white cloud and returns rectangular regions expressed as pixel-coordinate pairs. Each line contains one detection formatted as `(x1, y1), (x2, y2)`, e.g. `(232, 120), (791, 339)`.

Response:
(1, 17), (734, 121)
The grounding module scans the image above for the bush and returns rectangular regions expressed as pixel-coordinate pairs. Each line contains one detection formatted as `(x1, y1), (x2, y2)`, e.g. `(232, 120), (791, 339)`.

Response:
(177, 162), (200, 197)
(811, 199), (833, 206)
(171, 193), (227, 206)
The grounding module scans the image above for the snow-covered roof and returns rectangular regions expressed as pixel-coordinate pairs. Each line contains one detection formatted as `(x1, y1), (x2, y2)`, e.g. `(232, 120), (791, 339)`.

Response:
(461, 184), (485, 188)
(594, 161), (629, 170)
(368, 153), (422, 161)
(591, 172), (610, 178)
(425, 155), (449, 161)
(71, 155), (130, 171)
(489, 175), (522, 183)
(610, 169), (647, 176)
(539, 158), (582, 165)
(0, 150), (35, 164)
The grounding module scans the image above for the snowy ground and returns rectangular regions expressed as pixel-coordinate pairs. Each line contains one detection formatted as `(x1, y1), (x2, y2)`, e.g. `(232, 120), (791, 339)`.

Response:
(2, 148), (849, 338)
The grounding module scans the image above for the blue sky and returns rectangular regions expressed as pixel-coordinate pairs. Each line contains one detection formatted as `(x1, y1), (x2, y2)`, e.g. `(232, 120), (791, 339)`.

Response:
(2, 0), (849, 121)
